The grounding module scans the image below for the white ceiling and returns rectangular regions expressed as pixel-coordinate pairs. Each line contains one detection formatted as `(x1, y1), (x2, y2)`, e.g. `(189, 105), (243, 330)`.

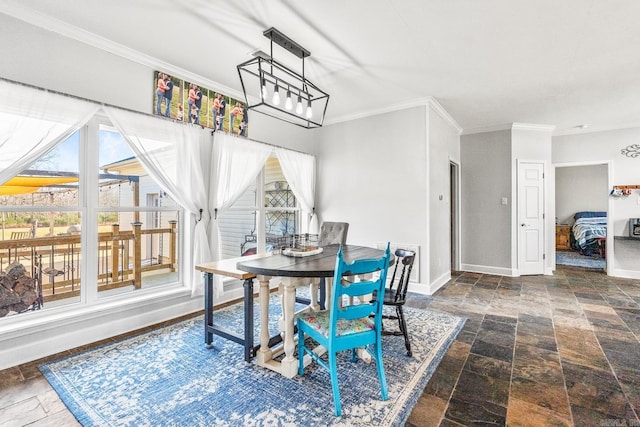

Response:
(4, 0), (640, 135)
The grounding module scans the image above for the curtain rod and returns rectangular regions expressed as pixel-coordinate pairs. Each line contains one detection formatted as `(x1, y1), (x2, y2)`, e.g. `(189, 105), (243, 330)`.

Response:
(1, 77), (314, 157)
(211, 129), (314, 157)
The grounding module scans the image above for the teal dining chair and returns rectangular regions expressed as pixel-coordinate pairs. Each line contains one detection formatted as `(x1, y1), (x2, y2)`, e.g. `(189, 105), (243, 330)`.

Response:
(297, 243), (391, 416)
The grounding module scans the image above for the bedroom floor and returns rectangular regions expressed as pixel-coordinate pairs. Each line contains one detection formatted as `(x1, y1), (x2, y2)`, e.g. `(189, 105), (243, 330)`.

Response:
(557, 249), (606, 270)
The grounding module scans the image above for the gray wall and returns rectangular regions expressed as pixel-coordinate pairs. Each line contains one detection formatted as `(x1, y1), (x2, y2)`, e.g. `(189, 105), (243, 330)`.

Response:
(460, 130), (512, 272)
(555, 164), (608, 225)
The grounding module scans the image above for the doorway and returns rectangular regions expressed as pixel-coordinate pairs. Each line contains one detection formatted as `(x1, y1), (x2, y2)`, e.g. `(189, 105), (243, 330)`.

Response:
(554, 163), (608, 272)
(450, 161), (460, 271)
(517, 161), (545, 275)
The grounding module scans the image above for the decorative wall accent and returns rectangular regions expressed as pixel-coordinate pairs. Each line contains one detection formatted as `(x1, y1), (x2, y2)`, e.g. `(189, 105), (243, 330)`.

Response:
(621, 144), (640, 158)
(152, 71), (249, 137)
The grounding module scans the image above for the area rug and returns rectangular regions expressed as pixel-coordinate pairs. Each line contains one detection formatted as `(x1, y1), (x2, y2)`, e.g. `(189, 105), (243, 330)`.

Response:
(557, 250), (605, 269)
(40, 297), (465, 427)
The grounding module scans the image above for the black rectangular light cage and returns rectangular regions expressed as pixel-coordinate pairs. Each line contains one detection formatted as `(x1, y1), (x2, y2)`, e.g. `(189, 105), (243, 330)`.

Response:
(237, 28), (330, 129)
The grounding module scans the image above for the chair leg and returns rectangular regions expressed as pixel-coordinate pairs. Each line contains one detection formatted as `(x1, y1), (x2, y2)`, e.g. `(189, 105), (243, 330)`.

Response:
(374, 341), (388, 401)
(396, 305), (412, 357)
(298, 327), (305, 376)
(329, 351), (342, 416)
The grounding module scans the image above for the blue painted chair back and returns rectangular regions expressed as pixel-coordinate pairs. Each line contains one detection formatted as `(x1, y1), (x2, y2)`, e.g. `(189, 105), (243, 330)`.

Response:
(328, 245), (391, 349)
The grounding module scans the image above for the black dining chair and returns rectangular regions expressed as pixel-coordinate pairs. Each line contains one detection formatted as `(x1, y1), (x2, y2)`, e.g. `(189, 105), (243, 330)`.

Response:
(377, 248), (415, 356)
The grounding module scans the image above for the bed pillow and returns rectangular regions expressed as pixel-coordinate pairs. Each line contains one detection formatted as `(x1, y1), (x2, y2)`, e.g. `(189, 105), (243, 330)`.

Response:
(574, 211), (607, 220)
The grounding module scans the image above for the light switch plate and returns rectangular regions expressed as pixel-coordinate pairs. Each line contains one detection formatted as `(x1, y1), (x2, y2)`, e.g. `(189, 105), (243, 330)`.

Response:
(501, 197), (508, 205)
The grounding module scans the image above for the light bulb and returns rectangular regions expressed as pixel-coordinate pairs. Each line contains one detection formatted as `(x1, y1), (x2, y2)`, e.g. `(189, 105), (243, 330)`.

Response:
(272, 83), (280, 105)
(285, 90), (292, 110)
(305, 100), (313, 119)
(261, 79), (268, 100)
(295, 95), (303, 115)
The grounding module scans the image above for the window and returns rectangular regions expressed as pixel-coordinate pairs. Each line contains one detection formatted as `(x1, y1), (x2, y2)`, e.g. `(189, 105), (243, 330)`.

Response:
(0, 119), (183, 318)
(218, 157), (298, 259)
(0, 131), (82, 313)
(96, 126), (180, 298)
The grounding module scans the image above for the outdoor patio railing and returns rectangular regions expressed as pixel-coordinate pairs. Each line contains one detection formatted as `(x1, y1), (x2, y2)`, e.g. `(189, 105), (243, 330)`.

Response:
(0, 221), (177, 305)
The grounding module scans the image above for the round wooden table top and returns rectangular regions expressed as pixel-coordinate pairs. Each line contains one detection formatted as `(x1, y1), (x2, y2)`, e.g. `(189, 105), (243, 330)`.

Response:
(236, 244), (392, 278)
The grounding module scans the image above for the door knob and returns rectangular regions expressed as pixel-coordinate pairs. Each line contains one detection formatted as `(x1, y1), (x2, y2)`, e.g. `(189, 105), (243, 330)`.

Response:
(521, 223), (526, 227)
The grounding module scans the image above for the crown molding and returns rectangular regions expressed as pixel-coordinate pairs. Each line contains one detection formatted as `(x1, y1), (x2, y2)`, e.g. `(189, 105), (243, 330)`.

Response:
(323, 97), (434, 126)
(463, 122), (555, 135)
(511, 123), (555, 133)
(427, 98), (463, 135)
(1, 1), (244, 100)
(553, 122), (640, 136)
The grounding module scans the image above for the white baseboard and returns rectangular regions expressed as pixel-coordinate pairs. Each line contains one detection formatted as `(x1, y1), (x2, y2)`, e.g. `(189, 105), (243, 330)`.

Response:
(609, 269), (640, 280)
(429, 271), (452, 295)
(460, 263), (517, 277)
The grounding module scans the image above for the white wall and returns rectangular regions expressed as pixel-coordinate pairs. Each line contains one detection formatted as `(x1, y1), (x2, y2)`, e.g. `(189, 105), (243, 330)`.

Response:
(553, 128), (640, 278)
(428, 105), (461, 291)
(555, 165), (608, 225)
(315, 106), (430, 291)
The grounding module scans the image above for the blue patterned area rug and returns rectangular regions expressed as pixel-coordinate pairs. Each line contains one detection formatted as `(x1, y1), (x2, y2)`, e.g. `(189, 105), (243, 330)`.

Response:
(557, 250), (605, 270)
(40, 297), (464, 427)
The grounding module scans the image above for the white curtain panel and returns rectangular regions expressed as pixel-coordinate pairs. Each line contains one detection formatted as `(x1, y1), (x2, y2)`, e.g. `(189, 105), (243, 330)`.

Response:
(0, 80), (99, 185)
(209, 132), (272, 295)
(105, 107), (213, 295)
(275, 148), (317, 234)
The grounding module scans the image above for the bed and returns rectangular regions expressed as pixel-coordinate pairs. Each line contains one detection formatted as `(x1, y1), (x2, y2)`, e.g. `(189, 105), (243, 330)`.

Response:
(571, 211), (607, 256)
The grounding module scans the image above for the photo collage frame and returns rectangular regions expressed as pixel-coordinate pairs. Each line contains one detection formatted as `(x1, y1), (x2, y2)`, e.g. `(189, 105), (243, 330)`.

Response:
(153, 71), (249, 137)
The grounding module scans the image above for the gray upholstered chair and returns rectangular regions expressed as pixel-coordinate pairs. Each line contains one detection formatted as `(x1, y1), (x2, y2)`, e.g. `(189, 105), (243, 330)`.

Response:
(318, 221), (349, 246)
(297, 221), (349, 309)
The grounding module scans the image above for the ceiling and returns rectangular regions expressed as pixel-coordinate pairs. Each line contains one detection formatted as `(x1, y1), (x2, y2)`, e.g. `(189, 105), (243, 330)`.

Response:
(4, 0), (640, 135)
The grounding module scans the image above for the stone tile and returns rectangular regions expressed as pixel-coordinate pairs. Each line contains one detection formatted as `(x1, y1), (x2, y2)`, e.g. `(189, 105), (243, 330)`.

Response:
(438, 418), (466, 427)
(0, 377), (52, 411)
(452, 368), (510, 408)
(516, 330), (557, 352)
(506, 397), (572, 427)
(474, 328), (515, 349)
(445, 340), (471, 361)
(424, 354), (465, 401)
(463, 353), (511, 381)
(484, 313), (518, 325)
(445, 395), (506, 426)
(25, 408), (81, 426)
(570, 404), (639, 427)
(0, 367), (24, 390)
(552, 314), (593, 330)
(563, 361), (634, 419)
(614, 307), (640, 336)
(517, 320), (555, 338)
(512, 342), (564, 386)
(510, 376), (572, 416)
(470, 338), (513, 363)
(555, 326), (610, 370)
(0, 396), (47, 427)
(405, 394), (446, 427)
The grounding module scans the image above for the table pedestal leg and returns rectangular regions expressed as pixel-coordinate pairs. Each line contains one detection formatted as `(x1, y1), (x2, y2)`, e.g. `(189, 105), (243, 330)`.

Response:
(280, 277), (298, 378)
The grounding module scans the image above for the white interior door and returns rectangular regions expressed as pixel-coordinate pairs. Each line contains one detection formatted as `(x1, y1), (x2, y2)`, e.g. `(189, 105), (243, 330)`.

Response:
(518, 162), (545, 275)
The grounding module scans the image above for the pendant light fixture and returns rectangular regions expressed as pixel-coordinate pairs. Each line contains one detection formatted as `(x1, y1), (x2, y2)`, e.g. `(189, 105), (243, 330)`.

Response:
(237, 27), (330, 128)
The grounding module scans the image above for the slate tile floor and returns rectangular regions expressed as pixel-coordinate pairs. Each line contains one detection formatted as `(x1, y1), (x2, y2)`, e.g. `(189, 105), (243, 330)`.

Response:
(406, 267), (640, 426)
(1, 266), (639, 426)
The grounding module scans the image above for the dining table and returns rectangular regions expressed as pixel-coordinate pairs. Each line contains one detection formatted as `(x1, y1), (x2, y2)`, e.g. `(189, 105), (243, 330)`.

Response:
(236, 244), (392, 379)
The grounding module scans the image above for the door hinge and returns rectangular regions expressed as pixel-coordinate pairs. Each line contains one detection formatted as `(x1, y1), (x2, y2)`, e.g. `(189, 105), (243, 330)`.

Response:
(543, 253), (546, 260)
(543, 213), (545, 219)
